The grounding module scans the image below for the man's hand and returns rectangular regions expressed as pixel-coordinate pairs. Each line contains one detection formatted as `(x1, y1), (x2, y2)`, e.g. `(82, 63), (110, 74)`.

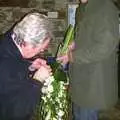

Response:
(57, 41), (75, 65)
(33, 64), (52, 83)
(57, 51), (73, 65)
(29, 58), (47, 71)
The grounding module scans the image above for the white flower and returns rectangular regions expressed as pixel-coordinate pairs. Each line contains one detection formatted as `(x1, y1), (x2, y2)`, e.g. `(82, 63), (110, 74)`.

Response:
(46, 93), (51, 98)
(53, 118), (57, 120)
(58, 117), (62, 120)
(53, 118), (58, 120)
(41, 87), (48, 94)
(44, 76), (54, 86)
(55, 97), (60, 103)
(60, 81), (64, 85)
(41, 96), (47, 102)
(59, 103), (63, 108)
(39, 71), (68, 119)
(60, 81), (66, 90)
(58, 90), (63, 98)
(45, 110), (51, 120)
(47, 85), (54, 93)
(58, 110), (64, 117)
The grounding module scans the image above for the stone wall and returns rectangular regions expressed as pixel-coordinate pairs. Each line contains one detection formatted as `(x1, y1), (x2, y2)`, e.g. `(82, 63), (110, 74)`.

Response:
(0, 7), (66, 37)
(28, 0), (68, 10)
(0, 0), (69, 53)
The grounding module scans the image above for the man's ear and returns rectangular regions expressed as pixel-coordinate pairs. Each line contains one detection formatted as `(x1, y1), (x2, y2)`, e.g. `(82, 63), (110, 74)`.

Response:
(20, 41), (26, 47)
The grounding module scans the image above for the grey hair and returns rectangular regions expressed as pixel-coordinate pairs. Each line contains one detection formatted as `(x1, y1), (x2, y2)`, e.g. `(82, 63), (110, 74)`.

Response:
(13, 12), (54, 46)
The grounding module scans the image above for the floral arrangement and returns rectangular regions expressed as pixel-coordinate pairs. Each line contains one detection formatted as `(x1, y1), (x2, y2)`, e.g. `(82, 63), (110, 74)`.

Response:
(33, 24), (74, 120)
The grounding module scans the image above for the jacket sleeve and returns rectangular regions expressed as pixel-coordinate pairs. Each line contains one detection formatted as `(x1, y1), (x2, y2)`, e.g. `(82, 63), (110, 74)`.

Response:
(0, 60), (43, 118)
(74, 11), (119, 64)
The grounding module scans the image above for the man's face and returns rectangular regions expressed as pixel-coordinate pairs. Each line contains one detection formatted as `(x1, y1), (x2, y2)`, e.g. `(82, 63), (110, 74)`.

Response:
(80, 0), (88, 3)
(21, 38), (50, 59)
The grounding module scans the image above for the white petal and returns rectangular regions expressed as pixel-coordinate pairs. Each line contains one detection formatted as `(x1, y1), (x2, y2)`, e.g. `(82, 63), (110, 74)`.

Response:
(58, 110), (64, 117)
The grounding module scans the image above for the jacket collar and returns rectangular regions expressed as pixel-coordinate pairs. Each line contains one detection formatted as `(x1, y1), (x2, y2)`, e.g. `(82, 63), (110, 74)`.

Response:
(0, 31), (24, 61)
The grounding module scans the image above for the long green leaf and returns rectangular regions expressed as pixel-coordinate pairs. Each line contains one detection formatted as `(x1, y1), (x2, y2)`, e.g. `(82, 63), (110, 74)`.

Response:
(58, 24), (74, 55)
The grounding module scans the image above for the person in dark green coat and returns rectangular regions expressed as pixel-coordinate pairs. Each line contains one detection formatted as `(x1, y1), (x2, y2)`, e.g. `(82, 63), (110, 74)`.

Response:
(70, 0), (119, 119)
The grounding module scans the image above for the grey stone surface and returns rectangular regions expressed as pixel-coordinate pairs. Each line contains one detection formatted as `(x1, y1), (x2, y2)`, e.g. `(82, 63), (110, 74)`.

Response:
(0, 5), (67, 53)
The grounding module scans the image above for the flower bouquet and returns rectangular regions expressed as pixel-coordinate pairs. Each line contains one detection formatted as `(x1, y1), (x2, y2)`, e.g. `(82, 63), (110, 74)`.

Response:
(33, 24), (74, 120)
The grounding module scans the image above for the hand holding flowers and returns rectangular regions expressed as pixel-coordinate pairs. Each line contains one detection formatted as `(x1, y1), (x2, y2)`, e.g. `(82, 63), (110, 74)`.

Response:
(33, 24), (75, 120)
(33, 64), (52, 83)
(57, 41), (75, 65)
(29, 58), (53, 83)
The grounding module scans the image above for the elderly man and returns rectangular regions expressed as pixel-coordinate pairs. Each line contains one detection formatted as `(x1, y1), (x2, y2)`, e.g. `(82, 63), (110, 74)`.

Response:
(71, 0), (119, 120)
(0, 12), (53, 120)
